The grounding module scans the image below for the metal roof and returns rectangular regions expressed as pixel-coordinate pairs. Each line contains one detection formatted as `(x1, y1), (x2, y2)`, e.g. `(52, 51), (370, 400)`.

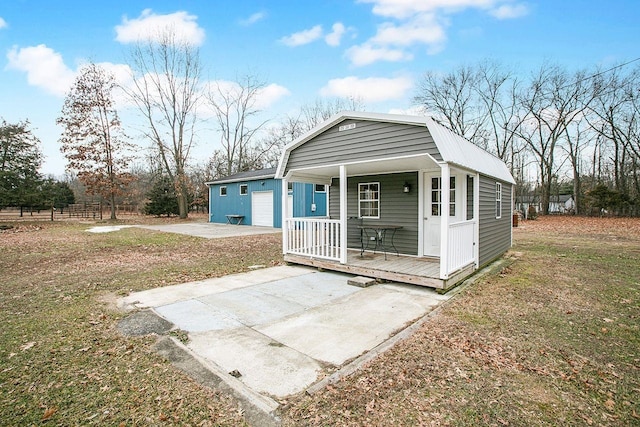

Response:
(205, 167), (277, 185)
(276, 111), (515, 184)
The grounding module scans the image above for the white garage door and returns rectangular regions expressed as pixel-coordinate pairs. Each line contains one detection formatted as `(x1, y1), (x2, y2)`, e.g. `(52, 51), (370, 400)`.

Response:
(251, 191), (273, 226)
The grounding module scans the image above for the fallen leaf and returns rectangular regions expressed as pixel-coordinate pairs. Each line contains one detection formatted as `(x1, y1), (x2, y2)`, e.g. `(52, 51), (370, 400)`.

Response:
(604, 399), (615, 411)
(603, 318), (614, 323)
(365, 399), (375, 414)
(42, 406), (58, 420)
(21, 341), (36, 351)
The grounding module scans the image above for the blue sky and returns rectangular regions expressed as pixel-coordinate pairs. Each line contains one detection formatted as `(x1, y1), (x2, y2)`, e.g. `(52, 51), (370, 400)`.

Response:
(1, 0), (638, 176)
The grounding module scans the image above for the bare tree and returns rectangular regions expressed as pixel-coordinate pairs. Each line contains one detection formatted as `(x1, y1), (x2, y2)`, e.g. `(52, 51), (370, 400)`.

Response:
(475, 61), (526, 164)
(587, 66), (640, 197)
(414, 65), (487, 146)
(300, 97), (365, 129)
(562, 118), (592, 214)
(516, 64), (594, 215)
(206, 74), (270, 177)
(57, 63), (133, 220)
(124, 30), (202, 218)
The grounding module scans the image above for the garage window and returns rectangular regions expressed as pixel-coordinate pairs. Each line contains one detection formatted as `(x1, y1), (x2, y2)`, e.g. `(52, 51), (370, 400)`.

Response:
(239, 184), (248, 195)
(220, 186), (227, 196)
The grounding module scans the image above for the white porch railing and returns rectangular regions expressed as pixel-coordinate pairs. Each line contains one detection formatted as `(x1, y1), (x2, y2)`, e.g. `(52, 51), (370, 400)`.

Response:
(284, 218), (342, 261)
(447, 220), (476, 274)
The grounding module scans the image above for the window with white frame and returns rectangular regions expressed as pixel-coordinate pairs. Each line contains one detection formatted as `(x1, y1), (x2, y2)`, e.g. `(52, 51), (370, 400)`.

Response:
(220, 186), (227, 196)
(358, 182), (380, 218)
(239, 184), (248, 195)
(430, 176), (456, 216)
(315, 184), (326, 192)
(449, 176), (456, 216)
(496, 182), (502, 218)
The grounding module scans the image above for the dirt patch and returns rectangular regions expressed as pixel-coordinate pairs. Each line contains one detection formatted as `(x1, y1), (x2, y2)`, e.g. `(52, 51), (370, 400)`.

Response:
(117, 310), (174, 336)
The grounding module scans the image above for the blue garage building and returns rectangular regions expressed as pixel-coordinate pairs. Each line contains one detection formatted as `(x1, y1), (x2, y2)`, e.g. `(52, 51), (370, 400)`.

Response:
(206, 167), (327, 228)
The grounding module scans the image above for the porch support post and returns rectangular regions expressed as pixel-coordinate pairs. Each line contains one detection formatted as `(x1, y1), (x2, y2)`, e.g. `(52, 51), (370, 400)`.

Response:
(474, 173), (480, 268)
(440, 164), (450, 279)
(281, 177), (289, 256)
(339, 165), (348, 264)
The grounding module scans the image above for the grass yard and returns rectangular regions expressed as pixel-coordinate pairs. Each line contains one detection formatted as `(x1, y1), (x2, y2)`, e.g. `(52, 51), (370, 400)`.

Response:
(282, 216), (640, 426)
(0, 220), (282, 426)
(0, 216), (639, 426)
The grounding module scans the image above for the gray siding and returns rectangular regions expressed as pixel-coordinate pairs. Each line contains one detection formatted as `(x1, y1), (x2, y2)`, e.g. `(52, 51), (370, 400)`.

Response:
(478, 175), (512, 266)
(286, 120), (442, 173)
(329, 172), (419, 255)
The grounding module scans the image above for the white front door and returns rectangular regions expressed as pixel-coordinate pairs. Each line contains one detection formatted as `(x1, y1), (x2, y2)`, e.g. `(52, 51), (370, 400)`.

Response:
(423, 172), (461, 257)
(423, 173), (441, 257)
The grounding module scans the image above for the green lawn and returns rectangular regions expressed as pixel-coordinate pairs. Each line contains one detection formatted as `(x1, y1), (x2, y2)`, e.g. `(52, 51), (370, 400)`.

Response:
(1, 217), (638, 426)
(0, 221), (281, 426)
(281, 217), (640, 426)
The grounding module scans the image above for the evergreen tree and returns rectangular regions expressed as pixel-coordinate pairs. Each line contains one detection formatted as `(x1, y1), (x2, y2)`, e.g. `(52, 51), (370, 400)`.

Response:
(144, 176), (179, 217)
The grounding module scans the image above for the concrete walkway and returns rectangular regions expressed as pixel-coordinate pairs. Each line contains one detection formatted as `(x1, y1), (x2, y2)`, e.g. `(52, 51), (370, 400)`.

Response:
(119, 265), (449, 400)
(136, 222), (280, 239)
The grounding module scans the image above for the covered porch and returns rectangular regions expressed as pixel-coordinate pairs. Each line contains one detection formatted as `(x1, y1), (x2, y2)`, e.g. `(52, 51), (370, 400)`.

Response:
(284, 249), (476, 290)
(274, 113), (511, 290)
(279, 154), (479, 291)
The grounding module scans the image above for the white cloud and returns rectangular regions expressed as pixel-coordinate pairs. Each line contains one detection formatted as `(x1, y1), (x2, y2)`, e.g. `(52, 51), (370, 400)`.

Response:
(6, 44), (75, 97)
(489, 3), (529, 19)
(115, 9), (205, 46)
(255, 83), (291, 109)
(371, 13), (446, 47)
(0, 17), (7, 29)
(320, 76), (413, 103)
(325, 22), (346, 47)
(280, 25), (323, 47)
(388, 105), (428, 116)
(359, 0), (496, 19)
(239, 11), (266, 26)
(351, 0), (527, 65)
(346, 44), (413, 66)
(95, 62), (133, 86)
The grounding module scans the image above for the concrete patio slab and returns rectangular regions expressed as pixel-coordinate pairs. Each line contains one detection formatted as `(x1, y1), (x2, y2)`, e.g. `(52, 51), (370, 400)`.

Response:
(155, 300), (243, 332)
(136, 222), (280, 239)
(197, 288), (307, 327)
(118, 265), (309, 309)
(188, 327), (322, 397)
(119, 265), (450, 404)
(256, 284), (443, 366)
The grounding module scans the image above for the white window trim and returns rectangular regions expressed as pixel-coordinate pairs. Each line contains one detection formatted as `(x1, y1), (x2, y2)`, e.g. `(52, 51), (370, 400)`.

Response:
(496, 182), (502, 219)
(358, 182), (380, 219)
(239, 184), (248, 195)
(220, 186), (227, 197)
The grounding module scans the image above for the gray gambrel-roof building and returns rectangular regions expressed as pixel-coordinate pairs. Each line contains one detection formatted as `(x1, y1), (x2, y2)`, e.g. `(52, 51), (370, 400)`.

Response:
(276, 112), (515, 291)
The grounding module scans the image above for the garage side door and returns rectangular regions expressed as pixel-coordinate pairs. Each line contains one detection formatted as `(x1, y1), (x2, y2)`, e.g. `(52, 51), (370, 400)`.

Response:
(251, 191), (273, 226)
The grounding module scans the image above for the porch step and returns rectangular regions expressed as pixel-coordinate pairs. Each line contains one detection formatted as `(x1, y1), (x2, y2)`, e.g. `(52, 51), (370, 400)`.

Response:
(347, 276), (377, 288)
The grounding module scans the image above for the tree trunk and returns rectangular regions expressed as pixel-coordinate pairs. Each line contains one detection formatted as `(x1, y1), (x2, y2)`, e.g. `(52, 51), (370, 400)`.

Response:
(177, 193), (188, 219)
(110, 193), (117, 220)
(573, 171), (581, 215)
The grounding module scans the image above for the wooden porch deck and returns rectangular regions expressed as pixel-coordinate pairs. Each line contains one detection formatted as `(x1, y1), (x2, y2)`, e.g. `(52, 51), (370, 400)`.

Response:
(284, 250), (476, 291)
